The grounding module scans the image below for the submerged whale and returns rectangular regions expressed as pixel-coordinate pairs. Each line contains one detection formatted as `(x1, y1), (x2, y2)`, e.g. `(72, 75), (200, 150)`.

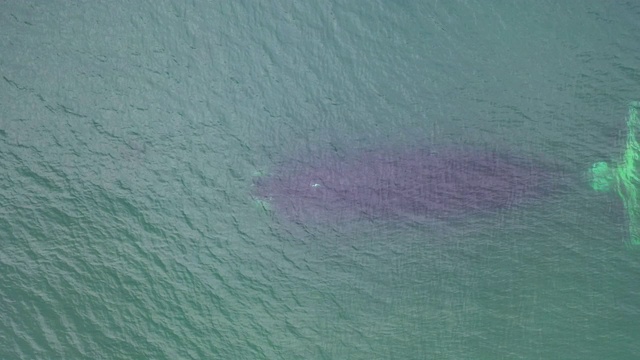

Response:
(253, 146), (564, 223)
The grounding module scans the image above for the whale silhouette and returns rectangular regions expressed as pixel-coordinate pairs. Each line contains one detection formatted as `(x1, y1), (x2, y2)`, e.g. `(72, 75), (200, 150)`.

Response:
(254, 146), (564, 223)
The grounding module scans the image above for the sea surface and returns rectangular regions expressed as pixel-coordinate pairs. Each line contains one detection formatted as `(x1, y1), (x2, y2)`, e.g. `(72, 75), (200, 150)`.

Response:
(1, 1), (640, 359)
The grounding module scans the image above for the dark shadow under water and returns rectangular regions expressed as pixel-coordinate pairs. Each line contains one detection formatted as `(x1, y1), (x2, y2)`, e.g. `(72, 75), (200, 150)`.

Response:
(253, 145), (571, 231)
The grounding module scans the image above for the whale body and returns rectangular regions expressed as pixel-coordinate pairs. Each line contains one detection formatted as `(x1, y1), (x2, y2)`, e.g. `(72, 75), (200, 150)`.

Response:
(254, 147), (563, 223)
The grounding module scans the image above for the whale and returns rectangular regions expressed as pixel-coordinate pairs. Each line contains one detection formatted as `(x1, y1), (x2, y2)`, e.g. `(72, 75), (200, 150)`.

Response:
(253, 146), (565, 224)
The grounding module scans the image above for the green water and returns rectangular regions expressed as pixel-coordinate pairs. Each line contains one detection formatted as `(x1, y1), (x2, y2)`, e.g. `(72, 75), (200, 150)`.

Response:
(1, 1), (639, 359)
